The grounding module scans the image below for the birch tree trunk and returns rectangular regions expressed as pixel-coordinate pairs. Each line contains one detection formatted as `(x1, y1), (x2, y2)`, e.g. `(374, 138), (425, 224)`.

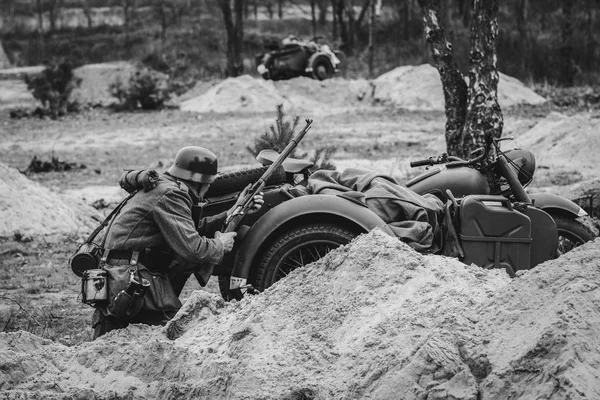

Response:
(417, 0), (468, 157)
(416, 0), (502, 158)
(461, 0), (503, 156)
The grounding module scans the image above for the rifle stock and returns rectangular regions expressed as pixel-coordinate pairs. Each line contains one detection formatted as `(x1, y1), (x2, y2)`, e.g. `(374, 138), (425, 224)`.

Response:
(194, 118), (313, 286)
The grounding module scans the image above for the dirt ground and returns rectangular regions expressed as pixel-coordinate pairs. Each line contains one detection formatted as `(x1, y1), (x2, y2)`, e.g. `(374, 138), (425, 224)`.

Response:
(1, 65), (599, 399)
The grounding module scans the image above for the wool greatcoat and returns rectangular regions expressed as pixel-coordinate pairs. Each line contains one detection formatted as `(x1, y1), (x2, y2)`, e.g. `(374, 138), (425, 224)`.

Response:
(92, 172), (227, 338)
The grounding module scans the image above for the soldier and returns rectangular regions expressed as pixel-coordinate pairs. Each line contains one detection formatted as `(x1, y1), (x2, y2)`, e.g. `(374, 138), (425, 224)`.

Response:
(92, 146), (263, 338)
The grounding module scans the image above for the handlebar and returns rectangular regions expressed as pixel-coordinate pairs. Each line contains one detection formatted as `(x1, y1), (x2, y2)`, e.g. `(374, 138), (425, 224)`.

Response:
(409, 157), (436, 168)
(410, 149), (486, 169)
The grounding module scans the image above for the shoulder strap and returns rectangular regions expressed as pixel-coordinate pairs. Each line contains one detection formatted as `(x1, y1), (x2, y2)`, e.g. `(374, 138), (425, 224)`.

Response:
(85, 191), (137, 244)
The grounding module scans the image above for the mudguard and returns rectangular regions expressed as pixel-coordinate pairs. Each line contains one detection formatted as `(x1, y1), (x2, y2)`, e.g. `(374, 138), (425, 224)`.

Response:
(229, 194), (394, 289)
(306, 51), (339, 72)
(530, 192), (587, 218)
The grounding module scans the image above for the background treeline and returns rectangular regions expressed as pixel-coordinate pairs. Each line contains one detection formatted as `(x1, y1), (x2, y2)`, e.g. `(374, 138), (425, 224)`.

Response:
(1, 0), (598, 85)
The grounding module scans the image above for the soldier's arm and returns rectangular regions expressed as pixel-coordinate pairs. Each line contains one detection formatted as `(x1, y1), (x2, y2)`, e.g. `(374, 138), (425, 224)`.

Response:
(197, 211), (228, 236)
(153, 189), (225, 266)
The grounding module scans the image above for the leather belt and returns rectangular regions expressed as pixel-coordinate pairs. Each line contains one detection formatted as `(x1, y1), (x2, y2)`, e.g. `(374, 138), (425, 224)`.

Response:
(105, 248), (172, 271)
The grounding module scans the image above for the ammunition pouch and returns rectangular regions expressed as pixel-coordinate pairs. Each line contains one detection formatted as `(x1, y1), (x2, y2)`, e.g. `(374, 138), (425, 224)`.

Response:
(107, 270), (151, 318)
(102, 251), (181, 319)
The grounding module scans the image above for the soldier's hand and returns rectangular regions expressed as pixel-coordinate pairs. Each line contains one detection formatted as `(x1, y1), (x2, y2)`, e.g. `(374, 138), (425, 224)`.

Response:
(215, 231), (237, 253)
(247, 192), (264, 214)
(228, 184), (265, 217)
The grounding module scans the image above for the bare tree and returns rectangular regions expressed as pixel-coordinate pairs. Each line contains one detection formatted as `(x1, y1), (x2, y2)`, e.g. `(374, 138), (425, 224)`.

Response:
(317, 0), (327, 25)
(417, 0), (502, 159)
(560, 0), (576, 86)
(34, 0), (45, 60)
(310, 0), (317, 37)
(154, 0), (188, 45)
(218, 0), (245, 77)
(81, 0), (93, 29)
(515, 0), (530, 78)
(121, 0), (136, 48)
(47, 0), (62, 32)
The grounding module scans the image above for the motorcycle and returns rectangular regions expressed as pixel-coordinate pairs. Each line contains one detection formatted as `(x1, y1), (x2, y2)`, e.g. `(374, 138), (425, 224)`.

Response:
(255, 35), (342, 81)
(201, 139), (594, 301)
(406, 137), (594, 257)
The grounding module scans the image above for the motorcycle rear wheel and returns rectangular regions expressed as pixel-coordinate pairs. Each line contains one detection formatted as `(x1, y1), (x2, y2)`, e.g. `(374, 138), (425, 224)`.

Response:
(255, 223), (357, 291)
(552, 215), (595, 255)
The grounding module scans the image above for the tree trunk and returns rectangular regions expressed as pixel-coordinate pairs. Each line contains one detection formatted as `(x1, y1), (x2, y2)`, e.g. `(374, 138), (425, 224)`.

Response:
(367, 0), (374, 78)
(35, 0), (45, 60)
(331, 0), (338, 39)
(48, 0), (62, 32)
(346, 0), (356, 52)
(122, 0), (132, 50)
(278, 0), (283, 19)
(417, 0), (502, 158)
(356, 0), (370, 31)
(317, 0), (327, 25)
(560, 0), (575, 86)
(401, 0), (411, 41)
(417, 0), (468, 157)
(461, 0), (503, 157)
(515, 0), (529, 78)
(218, 0), (244, 77)
(82, 0), (93, 29)
(335, 0), (349, 52)
(311, 0), (317, 37)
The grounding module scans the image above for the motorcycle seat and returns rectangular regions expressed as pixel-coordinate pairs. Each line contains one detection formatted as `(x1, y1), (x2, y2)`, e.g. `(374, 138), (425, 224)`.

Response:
(257, 149), (315, 173)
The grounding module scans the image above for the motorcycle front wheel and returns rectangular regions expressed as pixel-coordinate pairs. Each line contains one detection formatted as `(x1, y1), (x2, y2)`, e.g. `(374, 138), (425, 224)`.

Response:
(552, 214), (595, 255)
(254, 223), (358, 292)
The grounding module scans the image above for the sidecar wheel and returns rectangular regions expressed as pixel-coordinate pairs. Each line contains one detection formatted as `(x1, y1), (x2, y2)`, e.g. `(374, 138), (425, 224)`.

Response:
(552, 215), (595, 256)
(311, 57), (334, 81)
(254, 223), (358, 291)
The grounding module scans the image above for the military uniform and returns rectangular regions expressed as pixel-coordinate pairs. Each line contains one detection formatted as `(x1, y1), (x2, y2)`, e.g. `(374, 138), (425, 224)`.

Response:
(92, 172), (227, 338)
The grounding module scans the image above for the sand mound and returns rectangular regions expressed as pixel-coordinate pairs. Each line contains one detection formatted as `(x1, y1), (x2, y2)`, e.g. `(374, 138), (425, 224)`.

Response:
(181, 75), (294, 113)
(2, 229), (599, 399)
(0, 162), (101, 239)
(514, 111), (600, 180)
(373, 64), (546, 111)
(0, 79), (34, 109)
(72, 62), (135, 106)
(179, 75), (372, 115)
(0, 62), (133, 109)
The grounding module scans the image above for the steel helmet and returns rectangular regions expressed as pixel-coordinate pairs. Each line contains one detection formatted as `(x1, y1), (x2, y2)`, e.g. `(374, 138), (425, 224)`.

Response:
(504, 148), (536, 188)
(167, 146), (218, 183)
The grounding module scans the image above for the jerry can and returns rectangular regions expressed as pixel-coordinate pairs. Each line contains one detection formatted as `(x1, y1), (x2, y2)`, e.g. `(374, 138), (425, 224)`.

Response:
(459, 195), (532, 275)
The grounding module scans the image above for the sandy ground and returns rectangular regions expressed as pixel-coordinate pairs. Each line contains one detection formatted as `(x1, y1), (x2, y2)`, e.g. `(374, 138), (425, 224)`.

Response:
(1, 231), (599, 399)
(0, 63), (599, 399)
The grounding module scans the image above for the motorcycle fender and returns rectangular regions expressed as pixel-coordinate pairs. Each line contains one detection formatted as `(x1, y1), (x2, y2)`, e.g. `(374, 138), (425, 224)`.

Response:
(306, 52), (338, 73)
(229, 194), (394, 289)
(530, 192), (587, 218)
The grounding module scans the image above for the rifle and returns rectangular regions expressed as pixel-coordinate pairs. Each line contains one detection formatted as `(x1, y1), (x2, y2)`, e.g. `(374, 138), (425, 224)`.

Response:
(194, 118), (313, 286)
(222, 118), (313, 233)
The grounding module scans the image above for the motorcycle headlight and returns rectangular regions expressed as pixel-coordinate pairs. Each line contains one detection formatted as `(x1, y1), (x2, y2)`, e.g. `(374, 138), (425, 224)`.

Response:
(500, 149), (536, 191)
